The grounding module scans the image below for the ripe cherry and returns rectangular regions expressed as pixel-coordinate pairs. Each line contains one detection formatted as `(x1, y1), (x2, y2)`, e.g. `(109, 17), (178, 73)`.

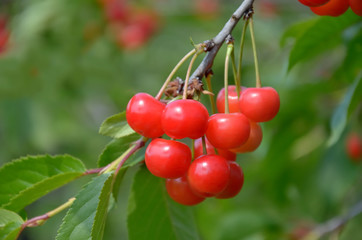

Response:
(310, 0), (349, 17)
(216, 162), (244, 199)
(117, 24), (149, 50)
(166, 176), (205, 206)
(216, 85), (246, 113)
(161, 99), (209, 139)
(194, 137), (236, 161)
(232, 121), (263, 153)
(298, 0), (330, 7)
(187, 154), (230, 196)
(349, 0), (362, 16)
(126, 93), (165, 138)
(346, 133), (361, 162)
(145, 138), (191, 179)
(206, 113), (250, 149)
(239, 87), (280, 122)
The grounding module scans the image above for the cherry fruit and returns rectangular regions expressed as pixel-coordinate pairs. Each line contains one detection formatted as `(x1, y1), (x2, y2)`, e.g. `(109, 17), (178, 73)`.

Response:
(194, 137), (236, 161)
(232, 121), (263, 153)
(239, 87), (280, 122)
(166, 176), (205, 206)
(206, 113), (250, 149)
(216, 162), (244, 199)
(188, 154), (230, 196)
(310, 0), (349, 16)
(298, 0), (330, 7)
(346, 133), (361, 162)
(145, 138), (191, 179)
(161, 99), (209, 139)
(216, 85), (246, 113)
(126, 93), (165, 138)
(349, 0), (362, 16)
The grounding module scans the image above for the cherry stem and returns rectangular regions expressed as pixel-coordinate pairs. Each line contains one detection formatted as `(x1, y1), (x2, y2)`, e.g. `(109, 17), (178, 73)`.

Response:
(155, 48), (197, 100)
(17, 197), (76, 239)
(224, 44), (234, 114)
(201, 136), (207, 155)
(183, 53), (199, 100)
(230, 47), (238, 95)
(191, 139), (195, 159)
(249, 17), (261, 88)
(236, 19), (249, 97)
(205, 72), (216, 114)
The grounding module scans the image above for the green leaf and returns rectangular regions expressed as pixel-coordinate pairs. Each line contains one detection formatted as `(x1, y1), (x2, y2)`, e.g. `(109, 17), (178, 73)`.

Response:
(56, 172), (113, 240)
(112, 167), (128, 202)
(0, 209), (24, 240)
(98, 134), (140, 167)
(99, 112), (136, 138)
(280, 18), (317, 47)
(287, 10), (360, 71)
(127, 167), (200, 240)
(327, 74), (361, 147)
(0, 155), (86, 212)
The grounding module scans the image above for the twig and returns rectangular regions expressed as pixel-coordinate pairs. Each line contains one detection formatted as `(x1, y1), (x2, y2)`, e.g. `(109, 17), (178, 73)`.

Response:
(189, 0), (254, 81)
(302, 200), (362, 240)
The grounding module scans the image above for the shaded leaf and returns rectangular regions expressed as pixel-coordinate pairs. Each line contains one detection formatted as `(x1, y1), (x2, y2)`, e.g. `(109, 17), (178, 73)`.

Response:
(127, 166), (200, 240)
(0, 155), (86, 212)
(99, 112), (136, 138)
(280, 18), (317, 47)
(56, 172), (113, 240)
(327, 74), (361, 147)
(0, 209), (24, 240)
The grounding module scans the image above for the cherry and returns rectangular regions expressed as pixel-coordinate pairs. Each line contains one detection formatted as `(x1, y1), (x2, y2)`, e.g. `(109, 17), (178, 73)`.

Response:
(231, 121), (263, 153)
(298, 0), (330, 7)
(349, 0), (362, 16)
(145, 138), (191, 178)
(117, 23), (149, 50)
(194, 137), (236, 161)
(161, 99), (209, 139)
(216, 85), (246, 113)
(187, 154), (230, 196)
(216, 162), (244, 199)
(103, 0), (129, 23)
(239, 87), (280, 122)
(126, 93), (165, 138)
(310, 0), (349, 16)
(346, 133), (361, 162)
(166, 176), (205, 206)
(206, 113), (250, 149)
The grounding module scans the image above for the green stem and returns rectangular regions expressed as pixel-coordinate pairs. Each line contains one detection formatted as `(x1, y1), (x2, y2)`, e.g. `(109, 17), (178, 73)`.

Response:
(230, 47), (238, 92)
(191, 139), (195, 159)
(224, 44), (234, 114)
(205, 72), (216, 114)
(249, 17), (261, 88)
(183, 53), (199, 99)
(201, 136), (207, 155)
(155, 48), (197, 100)
(237, 19), (249, 97)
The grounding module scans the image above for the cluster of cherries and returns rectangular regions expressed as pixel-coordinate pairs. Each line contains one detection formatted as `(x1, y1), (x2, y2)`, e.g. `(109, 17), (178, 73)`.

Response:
(298, 0), (362, 17)
(98, 0), (159, 50)
(126, 85), (280, 205)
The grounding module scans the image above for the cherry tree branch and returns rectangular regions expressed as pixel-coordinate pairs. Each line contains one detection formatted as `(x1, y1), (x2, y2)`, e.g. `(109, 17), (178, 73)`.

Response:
(190, 0), (254, 81)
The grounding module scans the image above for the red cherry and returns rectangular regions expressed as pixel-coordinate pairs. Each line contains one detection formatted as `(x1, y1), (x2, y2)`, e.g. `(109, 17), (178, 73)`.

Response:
(239, 87), (280, 122)
(161, 99), (209, 139)
(128, 9), (159, 35)
(231, 121), (263, 153)
(194, 137), (236, 161)
(346, 133), (361, 162)
(145, 139), (191, 178)
(298, 0), (330, 7)
(166, 176), (205, 206)
(206, 113), (250, 149)
(117, 24), (149, 50)
(216, 162), (244, 199)
(310, 0), (349, 16)
(216, 85), (247, 113)
(188, 154), (230, 196)
(349, 0), (362, 16)
(103, 0), (129, 23)
(126, 93), (165, 138)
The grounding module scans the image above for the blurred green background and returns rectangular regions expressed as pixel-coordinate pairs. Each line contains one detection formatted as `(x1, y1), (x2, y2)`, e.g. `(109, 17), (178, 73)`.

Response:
(0, 0), (361, 239)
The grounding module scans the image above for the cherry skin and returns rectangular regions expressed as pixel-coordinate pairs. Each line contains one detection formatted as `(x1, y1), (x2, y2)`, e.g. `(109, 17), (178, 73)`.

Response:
(349, 0), (362, 16)
(145, 139), (191, 179)
(216, 86), (246, 113)
(239, 87), (280, 122)
(298, 0), (330, 7)
(187, 154), (230, 196)
(231, 121), (263, 153)
(126, 93), (165, 138)
(206, 113), (250, 149)
(346, 133), (361, 162)
(161, 99), (209, 139)
(216, 162), (244, 199)
(166, 176), (205, 206)
(194, 137), (236, 161)
(118, 23), (149, 50)
(310, 0), (349, 17)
